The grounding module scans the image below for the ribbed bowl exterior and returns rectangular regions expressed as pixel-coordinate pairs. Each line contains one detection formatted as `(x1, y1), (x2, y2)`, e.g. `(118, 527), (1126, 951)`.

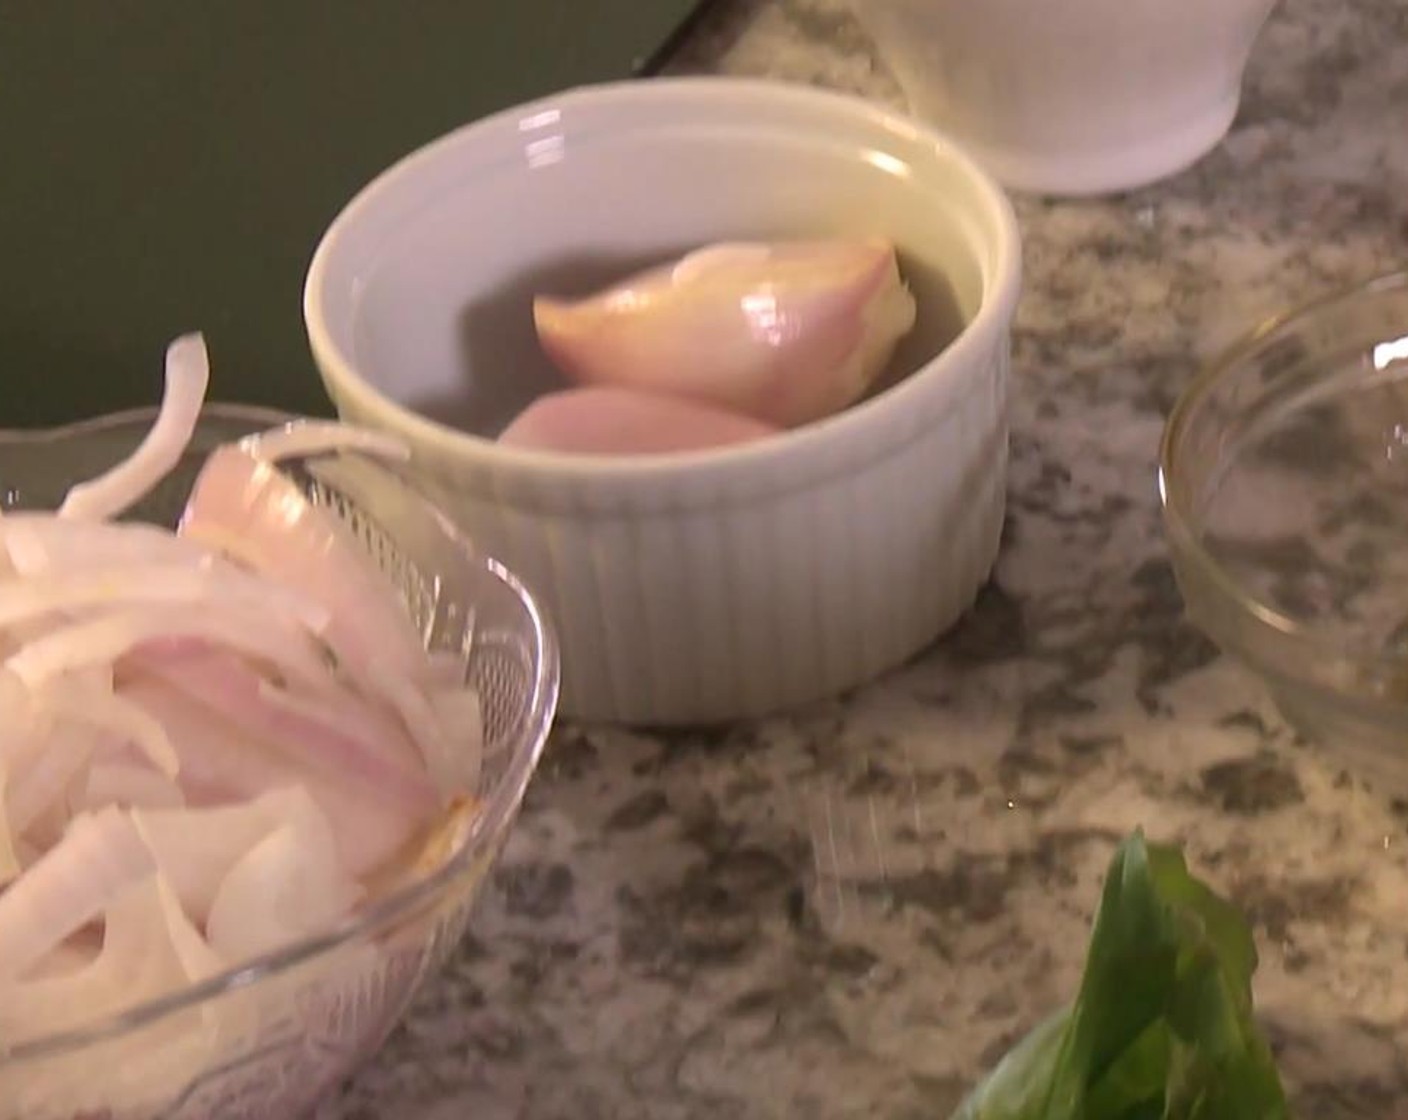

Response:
(336, 341), (1009, 723)
(307, 78), (1022, 724)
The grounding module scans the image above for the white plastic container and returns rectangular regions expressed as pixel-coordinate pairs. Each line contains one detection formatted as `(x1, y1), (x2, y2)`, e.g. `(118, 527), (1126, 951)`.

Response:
(305, 78), (1021, 724)
(850, 0), (1281, 196)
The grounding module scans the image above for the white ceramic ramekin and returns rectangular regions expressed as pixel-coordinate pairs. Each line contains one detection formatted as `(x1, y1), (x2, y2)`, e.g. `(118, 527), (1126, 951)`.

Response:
(305, 77), (1021, 725)
(850, 0), (1281, 196)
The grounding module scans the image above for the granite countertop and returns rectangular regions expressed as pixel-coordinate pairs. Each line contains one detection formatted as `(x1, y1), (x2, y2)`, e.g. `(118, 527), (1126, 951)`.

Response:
(322, 1), (1408, 1116)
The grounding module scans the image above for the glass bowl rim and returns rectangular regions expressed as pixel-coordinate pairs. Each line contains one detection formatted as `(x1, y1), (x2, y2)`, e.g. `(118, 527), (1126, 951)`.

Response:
(0, 404), (561, 1065)
(1158, 268), (1408, 682)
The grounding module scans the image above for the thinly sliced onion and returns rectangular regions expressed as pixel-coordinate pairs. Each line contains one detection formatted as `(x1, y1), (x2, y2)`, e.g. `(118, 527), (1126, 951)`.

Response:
(354, 655), (460, 792)
(206, 816), (362, 961)
(0, 762), (20, 886)
(180, 446), (475, 792)
(12, 836), (39, 870)
(239, 420), (408, 464)
(57, 334), (210, 521)
(6, 721), (101, 836)
(132, 785), (348, 926)
(119, 675), (425, 876)
(0, 553), (331, 637)
(0, 669), (37, 769)
(0, 874), (221, 1045)
(116, 674), (300, 800)
(2, 668), (127, 836)
(137, 648), (434, 810)
(78, 761), (185, 812)
(0, 564), (218, 627)
(180, 445), (429, 690)
(258, 676), (425, 776)
(6, 603), (334, 695)
(56, 687), (176, 777)
(0, 516), (208, 577)
(32, 670), (180, 783)
(425, 648), (470, 688)
(0, 335), (491, 1065)
(22, 930), (102, 980)
(428, 684), (485, 784)
(0, 518), (333, 631)
(0, 806), (156, 982)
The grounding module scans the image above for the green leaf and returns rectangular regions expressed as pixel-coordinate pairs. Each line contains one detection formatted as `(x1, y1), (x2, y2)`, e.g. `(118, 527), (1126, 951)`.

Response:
(949, 831), (1288, 1120)
(954, 1012), (1069, 1120)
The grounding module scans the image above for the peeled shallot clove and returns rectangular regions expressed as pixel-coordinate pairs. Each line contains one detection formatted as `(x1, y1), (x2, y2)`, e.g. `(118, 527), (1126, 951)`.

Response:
(498, 386), (780, 456)
(532, 239), (917, 429)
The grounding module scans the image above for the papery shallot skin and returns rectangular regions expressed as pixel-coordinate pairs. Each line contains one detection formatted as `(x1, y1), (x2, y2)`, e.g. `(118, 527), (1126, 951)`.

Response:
(498, 386), (780, 455)
(532, 239), (918, 429)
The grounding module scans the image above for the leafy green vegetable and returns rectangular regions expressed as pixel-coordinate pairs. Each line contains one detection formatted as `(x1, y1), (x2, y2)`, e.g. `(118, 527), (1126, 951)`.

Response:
(952, 831), (1288, 1120)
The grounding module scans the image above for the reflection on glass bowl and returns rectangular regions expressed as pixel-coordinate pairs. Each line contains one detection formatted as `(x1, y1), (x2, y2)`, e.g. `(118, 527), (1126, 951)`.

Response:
(1161, 271), (1408, 793)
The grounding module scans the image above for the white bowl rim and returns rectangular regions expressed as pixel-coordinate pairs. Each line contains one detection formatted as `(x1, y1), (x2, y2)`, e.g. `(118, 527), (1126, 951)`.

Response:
(303, 76), (1022, 484)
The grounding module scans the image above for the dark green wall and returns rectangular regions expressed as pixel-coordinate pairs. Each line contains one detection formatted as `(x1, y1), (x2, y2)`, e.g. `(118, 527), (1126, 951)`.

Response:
(0, 1), (704, 426)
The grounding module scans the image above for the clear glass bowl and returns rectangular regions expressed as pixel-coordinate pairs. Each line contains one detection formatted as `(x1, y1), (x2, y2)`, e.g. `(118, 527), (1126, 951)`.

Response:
(1161, 271), (1408, 791)
(0, 406), (560, 1120)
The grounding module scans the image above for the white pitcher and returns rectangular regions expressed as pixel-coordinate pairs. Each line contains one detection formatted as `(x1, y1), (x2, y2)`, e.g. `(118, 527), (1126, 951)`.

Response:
(850, 0), (1281, 196)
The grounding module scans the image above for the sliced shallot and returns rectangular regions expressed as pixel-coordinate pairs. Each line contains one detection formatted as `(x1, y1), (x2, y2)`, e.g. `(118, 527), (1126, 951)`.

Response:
(206, 817), (362, 961)
(5, 721), (104, 838)
(6, 603), (335, 695)
(132, 785), (352, 926)
(78, 761), (185, 813)
(179, 444), (463, 789)
(58, 334), (210, 521)
(0, 763), (20, 886)
(0, 547), (332, 636)
(48, 684), (179, 778)
(134, 647), (435, 811)
(0, 333), (488, 1079)
(0, 806), (156, 983)
(118, 674), (427, 876)
(0, 875), (221, 1044)
(179, 445), (427, 682)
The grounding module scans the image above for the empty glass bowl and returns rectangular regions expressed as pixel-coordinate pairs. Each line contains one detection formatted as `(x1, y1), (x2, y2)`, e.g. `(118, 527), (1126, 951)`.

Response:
(1161, 271), (1408, 791)
(0, 407), (559, 1120)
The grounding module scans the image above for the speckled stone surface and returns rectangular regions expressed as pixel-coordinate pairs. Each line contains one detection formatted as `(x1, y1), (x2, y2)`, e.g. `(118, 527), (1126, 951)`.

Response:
(318, 1), (1408, 1116)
